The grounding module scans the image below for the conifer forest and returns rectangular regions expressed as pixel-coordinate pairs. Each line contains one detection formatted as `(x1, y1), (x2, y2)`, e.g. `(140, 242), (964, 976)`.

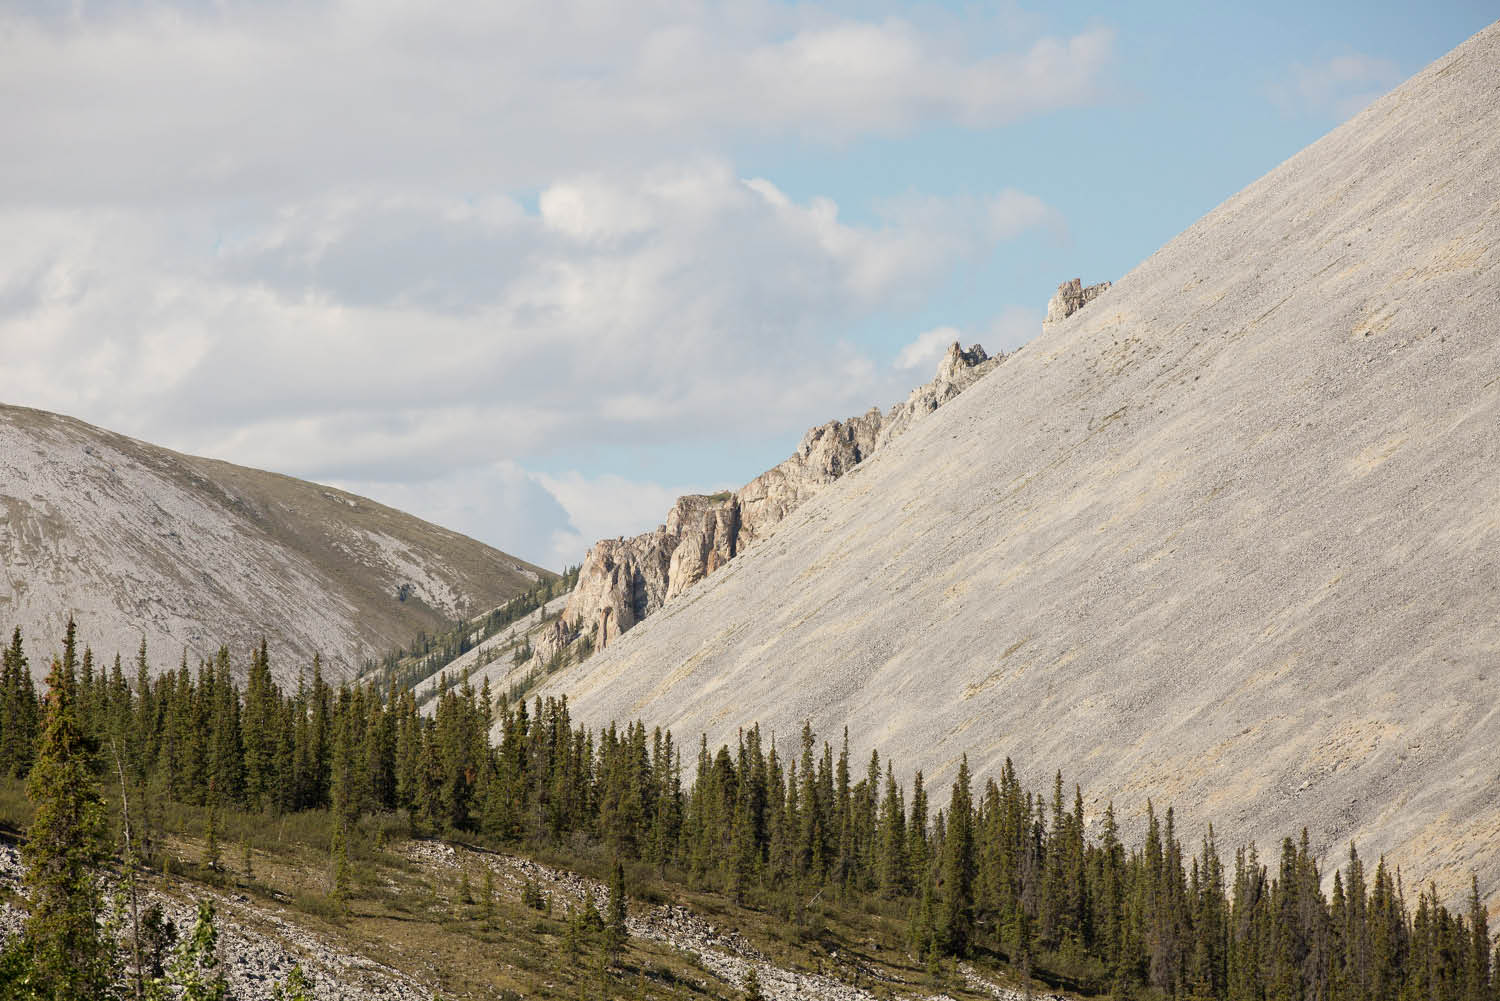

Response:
(0, 620), (1494, 1001)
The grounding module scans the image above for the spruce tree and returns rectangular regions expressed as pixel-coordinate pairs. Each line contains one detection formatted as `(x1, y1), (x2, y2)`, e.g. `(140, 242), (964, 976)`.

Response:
(1466, 874), (1490, 1001)
(241, 639), (275, 811)
(605, 858), (628, 967)
(939, 756), (976, 956)
(0, 627), (38, 778)
(147, 900), (228, 1001)
(270, 965), (316, 1001)
(19, 630), (117, 1000)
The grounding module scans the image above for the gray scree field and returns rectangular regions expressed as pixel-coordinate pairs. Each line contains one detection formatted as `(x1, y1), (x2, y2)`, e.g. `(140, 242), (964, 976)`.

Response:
(0, 405), (550, 680)
(533, 23), (1500, 905)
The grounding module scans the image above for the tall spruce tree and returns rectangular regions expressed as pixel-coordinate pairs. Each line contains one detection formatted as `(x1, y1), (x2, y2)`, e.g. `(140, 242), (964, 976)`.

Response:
(18, 621), (117, 1000)
(0, 627), (38, 778)
(939, 756), (976, 956)
(605, 858), (628, 967)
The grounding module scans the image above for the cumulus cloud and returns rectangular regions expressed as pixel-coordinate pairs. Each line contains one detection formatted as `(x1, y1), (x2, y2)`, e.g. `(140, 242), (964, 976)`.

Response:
(895, 305), (1041, 374)
(1271, 53), (1401, 120)
(0, 2), (1114, 203)
(0, 161), (1055, 566)
(3, 161), (1048, 462)
(0, 1), (1109, 569)
(896, 327), (963, 371)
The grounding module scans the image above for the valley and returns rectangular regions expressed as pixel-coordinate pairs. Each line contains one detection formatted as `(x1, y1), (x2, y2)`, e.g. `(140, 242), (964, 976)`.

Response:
(1, 12), (1497, 1001)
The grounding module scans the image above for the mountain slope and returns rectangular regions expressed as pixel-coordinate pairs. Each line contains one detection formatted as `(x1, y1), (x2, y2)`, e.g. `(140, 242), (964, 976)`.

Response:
(532, 23), (1500, 903)
(0, 404), (551, 678)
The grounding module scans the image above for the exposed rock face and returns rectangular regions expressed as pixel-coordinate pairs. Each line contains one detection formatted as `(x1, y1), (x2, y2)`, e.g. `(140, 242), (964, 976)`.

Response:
(664, 494), (741, 600)
(561, 342), (1007, 651)
(1043, 277), (1111, 325)
(734, 407), (884, 551)
(0, 405), (551, 680)
(875, 342), (1004, 448)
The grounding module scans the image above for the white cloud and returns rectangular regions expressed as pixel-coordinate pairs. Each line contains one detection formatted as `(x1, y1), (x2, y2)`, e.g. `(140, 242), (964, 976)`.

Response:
(1271, 53), (1400, 120)
(3, 161), (1050, 459)
(896, 326), (964, 370)
(0, 1), (1105, 569)
(0, 161), (1057, 564)
(895, 304), (1042, 373)
(0, 3), (1114, 204)
(534, 471), (720, 569)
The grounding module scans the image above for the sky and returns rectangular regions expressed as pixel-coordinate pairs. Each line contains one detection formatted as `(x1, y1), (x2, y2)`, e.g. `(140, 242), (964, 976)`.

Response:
(2, 1), (1494, 571)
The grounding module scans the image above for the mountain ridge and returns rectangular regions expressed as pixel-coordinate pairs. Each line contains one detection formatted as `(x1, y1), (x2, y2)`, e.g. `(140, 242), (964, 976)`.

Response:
(0, 402), (552, 679)
(525, 21), (1500, 906)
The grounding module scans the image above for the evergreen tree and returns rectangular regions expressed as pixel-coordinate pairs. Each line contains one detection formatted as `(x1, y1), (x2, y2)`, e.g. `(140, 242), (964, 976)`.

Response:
(242, 639), (276, 811)
(146, 900), (228, 1001)
(18, 622), (117, 1001)
(271, 965), (316, 1001)
(1466, 874), (1490, 1001)
(0, 627), (38, 778)
(0, 615), (1493, 1001)
(907, 769), (929, 890)
(939, 756), (976, 956)
(743, 964), (765, 1001)
(605, 858), (628, 966)
(878, 763), (907, 897)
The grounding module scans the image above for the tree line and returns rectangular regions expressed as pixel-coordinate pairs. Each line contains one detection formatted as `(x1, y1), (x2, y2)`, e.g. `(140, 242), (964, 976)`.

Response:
(0, 621), (1496, 1001)
(362, 563), (580, 695)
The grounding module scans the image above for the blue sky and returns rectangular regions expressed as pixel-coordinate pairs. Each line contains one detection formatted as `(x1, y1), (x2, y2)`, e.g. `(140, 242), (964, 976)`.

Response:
(1, 1), (1493, 569)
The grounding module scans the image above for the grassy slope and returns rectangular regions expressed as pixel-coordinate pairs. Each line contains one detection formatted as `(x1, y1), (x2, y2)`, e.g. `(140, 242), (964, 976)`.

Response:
(0, 779), (1055, 1001)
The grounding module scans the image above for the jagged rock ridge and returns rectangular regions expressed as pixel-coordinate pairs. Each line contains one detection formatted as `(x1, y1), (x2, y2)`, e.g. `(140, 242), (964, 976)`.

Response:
(532, 23), (1500, 909)
(556, 340), (1015, 656)
(0, 405), (552, 680)
(1043, 277), (1112, 326)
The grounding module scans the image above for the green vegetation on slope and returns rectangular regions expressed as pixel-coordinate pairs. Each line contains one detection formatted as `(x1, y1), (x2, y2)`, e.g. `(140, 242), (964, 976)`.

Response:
(362, 564), (580, 697)
(1, 620), (1497, 1001)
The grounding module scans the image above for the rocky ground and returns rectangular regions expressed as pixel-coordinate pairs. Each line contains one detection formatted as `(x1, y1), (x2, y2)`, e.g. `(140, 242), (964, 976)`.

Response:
(408, 840), (1062, 1001)
(1, 830), (1065, 1000)
(0, 840), (426, 1000)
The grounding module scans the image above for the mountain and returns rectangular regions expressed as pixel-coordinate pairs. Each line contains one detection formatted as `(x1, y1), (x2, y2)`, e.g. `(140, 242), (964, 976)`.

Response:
(528, 23), (1500, 904)
(0, 404), (552, 679)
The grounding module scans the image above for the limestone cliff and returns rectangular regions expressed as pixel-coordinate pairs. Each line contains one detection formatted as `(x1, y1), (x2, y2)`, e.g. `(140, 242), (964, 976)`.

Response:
(560, 339), (1014, 653)
(1043, 277), (1111, 325)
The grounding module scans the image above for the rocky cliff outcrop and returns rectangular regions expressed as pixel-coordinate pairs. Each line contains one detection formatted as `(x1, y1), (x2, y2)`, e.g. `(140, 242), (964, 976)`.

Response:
(559, 340), (1010, 653)
(875, 341), (1004, 448)
(1043, 277), (1111, 325)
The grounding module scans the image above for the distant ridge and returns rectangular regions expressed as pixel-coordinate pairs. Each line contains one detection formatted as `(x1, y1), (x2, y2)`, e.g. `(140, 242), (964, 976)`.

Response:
(530, 22), (1500, 906)
(0, 404), (552, 679)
